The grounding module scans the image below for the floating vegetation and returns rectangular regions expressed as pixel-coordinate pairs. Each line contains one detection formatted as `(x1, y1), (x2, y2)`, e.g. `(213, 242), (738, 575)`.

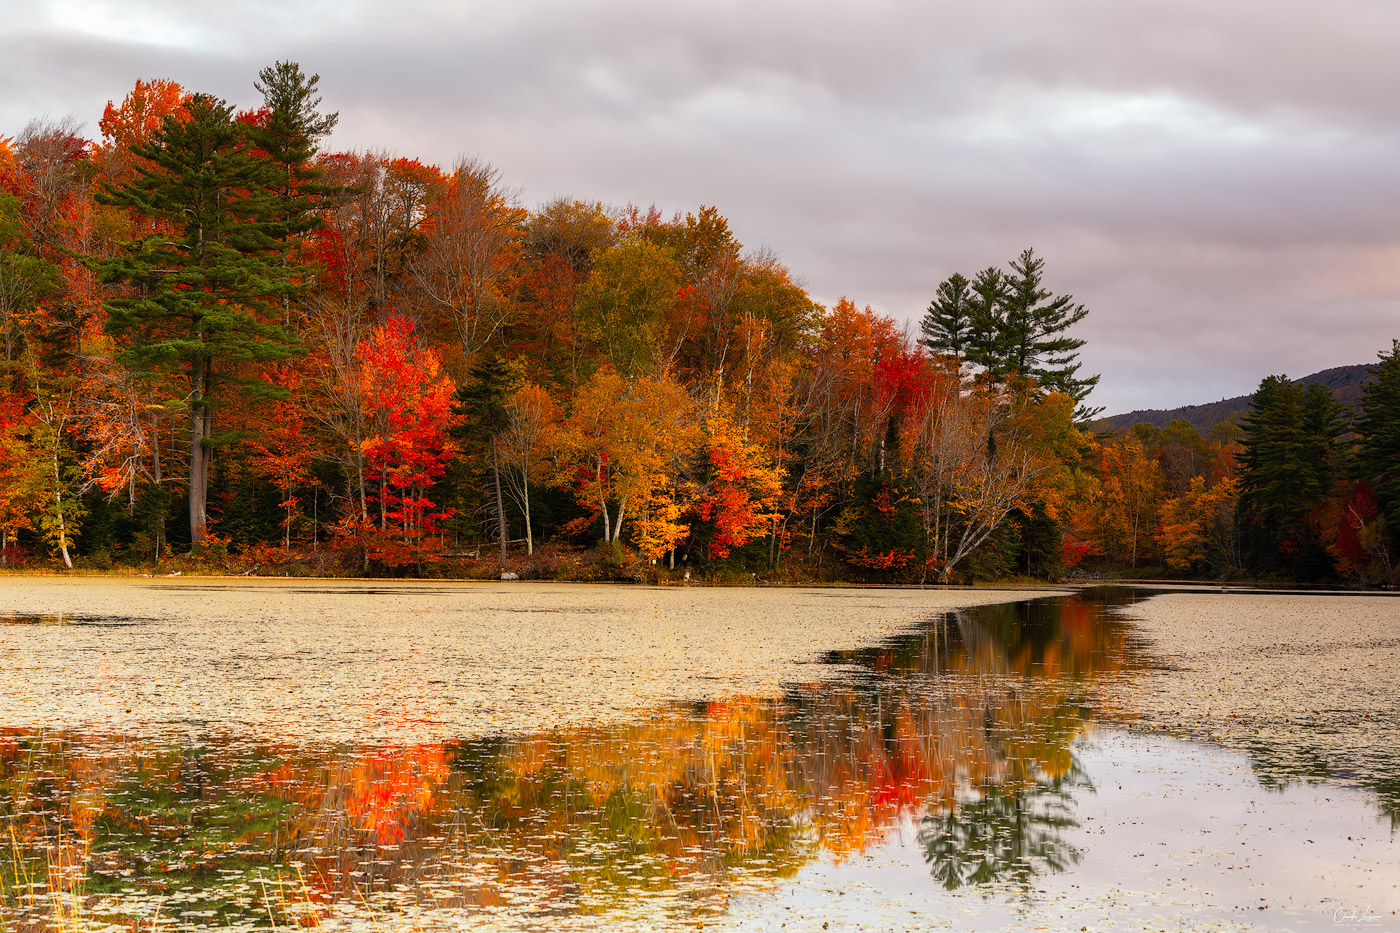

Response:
(1112, 592), (1400, 822)
(0, 582), (1396, 930)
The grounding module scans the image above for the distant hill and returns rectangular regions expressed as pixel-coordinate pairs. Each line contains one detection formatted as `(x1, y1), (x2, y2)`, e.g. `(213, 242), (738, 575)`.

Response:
(1094, 363), (1377, 435)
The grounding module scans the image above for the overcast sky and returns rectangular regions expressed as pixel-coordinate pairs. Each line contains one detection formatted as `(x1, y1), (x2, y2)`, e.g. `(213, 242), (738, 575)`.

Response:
(4, 0), (1398, 415)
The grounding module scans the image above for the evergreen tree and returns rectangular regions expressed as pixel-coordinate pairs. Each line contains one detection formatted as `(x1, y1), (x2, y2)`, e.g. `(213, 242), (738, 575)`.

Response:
(96, 93), (305, 545)
(253, 62), (339, 171)
(921, 272), (973, 357)
(1237, 375), (1346, 577)
(250, 61), (340, 239)
(966, 266), (1007, 368)
(999, 249), (1099, 419)
(838, 416), (925, 580)
(925, 250), (1099, 420)
(452, 355), (516, 564)
(1238, 376), (1301, 538)
(1356, 340), (1400, 544)
(250, 62), (343, 328)
(1300, 381), (1348, 492)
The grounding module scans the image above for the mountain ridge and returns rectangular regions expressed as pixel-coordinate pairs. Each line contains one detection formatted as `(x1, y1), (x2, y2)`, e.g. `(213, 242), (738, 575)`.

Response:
(1094, 363), (1377, 435)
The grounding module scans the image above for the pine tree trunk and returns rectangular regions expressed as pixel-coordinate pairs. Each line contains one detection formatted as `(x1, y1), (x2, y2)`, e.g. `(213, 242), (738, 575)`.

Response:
(492, 440), (508, 564)
(188, 412), (207, 545)
(188, 362), (211, 545)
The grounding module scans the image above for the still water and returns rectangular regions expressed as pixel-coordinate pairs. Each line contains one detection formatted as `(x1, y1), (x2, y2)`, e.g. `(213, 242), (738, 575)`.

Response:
(0, 585), (1396, 931)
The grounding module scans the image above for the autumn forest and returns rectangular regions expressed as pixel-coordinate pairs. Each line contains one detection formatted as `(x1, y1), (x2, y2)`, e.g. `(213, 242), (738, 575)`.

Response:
(2, 63), (1397, 584)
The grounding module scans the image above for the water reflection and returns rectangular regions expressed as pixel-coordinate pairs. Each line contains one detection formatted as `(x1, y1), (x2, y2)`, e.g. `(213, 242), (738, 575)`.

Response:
(0, 613), (115, 626)
(920, 762), (1087, 892)
(2, 591), (1151, 929)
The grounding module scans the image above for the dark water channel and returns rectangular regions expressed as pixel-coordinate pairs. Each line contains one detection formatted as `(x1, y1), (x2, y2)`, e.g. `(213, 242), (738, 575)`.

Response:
(1, 588), (1396, 931)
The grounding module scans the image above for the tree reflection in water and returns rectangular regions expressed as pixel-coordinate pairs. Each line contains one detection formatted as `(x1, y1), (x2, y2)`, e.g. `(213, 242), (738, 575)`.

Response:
(0, 590), (1150, 928)
(920, 761), (1088, 892)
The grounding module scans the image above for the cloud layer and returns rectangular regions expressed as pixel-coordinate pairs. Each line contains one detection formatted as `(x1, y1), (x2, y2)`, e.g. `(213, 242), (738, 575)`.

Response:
(5, 0), (1398, 413)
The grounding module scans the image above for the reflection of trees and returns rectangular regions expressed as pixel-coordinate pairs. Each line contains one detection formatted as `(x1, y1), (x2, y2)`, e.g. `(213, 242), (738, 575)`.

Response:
(1238, 738), (1400, 832)
(920, 760), (1088, 892)
(0, 592), (1146, 927)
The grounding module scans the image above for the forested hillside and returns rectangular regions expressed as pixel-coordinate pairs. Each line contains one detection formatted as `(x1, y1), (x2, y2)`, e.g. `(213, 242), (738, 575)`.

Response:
(1096, 364), (1376, 435)
(1, 64), (1396, 584)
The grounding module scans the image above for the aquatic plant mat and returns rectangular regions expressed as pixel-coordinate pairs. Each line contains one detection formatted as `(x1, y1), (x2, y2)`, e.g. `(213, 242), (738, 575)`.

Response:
(0, 580), (1396, 930)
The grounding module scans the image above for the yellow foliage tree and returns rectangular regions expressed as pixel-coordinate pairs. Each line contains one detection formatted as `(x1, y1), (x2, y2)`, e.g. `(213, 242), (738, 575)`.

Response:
(1091, 436), (1164, 568)
(1159, 475), (1239, 572)
(554, 367), (699, 546)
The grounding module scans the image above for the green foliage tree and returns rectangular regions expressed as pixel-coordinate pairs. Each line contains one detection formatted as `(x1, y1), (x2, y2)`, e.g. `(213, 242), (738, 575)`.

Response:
(250, 61), (341, 308)
(1237, 375), (1347, 578)
(252, 61), (339, 196)
(921, 271), (973, 357)
(96, 92), (305, 544)
(966, 267), (1007, 366)
(1355, 340), (1400, 547)
(924, 250), (1099, 420)
(576, 240), (682, 377)
(0, 190), (61, 366)
(452, 355), (516, 564)
(838, 418), (925, 580)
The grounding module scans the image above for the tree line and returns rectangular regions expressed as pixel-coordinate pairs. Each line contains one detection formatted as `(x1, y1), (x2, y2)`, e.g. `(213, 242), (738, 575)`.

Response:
(0, 63), (1395, 584)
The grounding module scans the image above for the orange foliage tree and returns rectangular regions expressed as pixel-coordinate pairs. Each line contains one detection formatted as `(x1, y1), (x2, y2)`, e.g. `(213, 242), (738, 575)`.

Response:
(694, 415), (784, 560)
(354, 314), (457, 565)
(247, 365), (321, 550)
(0, 392), (44, 563)
(1089, 435), (1164, 568)
(1158, 474), (1238, 573)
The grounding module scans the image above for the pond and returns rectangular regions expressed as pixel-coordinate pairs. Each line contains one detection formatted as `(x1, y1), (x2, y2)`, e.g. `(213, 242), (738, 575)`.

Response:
(0, 580), (1396, 931)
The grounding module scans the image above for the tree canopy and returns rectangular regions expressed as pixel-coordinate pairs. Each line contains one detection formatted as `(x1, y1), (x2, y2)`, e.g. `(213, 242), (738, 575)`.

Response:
(0, 62), (1386, 586)
(924, 249), (1100, 420)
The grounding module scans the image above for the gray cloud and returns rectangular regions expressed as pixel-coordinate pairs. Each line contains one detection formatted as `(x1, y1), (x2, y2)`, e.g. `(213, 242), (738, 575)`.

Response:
(3, 0), (1397, 413)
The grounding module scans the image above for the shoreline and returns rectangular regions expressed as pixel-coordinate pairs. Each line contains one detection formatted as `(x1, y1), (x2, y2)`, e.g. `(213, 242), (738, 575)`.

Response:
(1, 568), (1393, 598)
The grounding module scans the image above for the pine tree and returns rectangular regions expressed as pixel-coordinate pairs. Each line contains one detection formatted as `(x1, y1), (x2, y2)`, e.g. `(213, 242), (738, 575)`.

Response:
(250, 62), (343, 328)
(452, 356), (516, 564)
(925, 250), (1099, 420)
(1237, 375), (1346, 577)
(1356, 340), (1400, 544)
(250, 61), (340, 240)
(921, 272), (973, 357)
(96, 93), (304, 545)
(999, 249), (1099, 419)
(965, 266), (1007, 369)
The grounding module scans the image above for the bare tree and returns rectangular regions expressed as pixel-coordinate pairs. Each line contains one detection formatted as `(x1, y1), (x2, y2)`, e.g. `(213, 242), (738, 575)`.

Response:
(411, 158), (524, 364)
(909, 376), (1056, 581)
(497, 384), (555, 555)
(16, 116), (89, 259)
